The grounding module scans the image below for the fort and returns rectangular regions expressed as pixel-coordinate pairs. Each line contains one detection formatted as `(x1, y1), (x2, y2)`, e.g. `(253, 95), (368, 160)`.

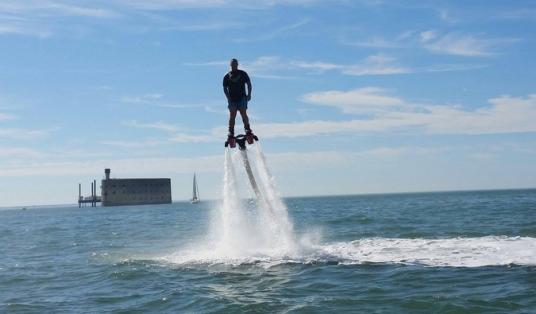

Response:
(100, 169), (172, 206)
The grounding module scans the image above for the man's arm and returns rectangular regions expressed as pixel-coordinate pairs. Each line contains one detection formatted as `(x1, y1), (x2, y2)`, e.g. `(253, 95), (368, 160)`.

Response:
(246, 79), (252, 101)
(223, 76), (230, 101)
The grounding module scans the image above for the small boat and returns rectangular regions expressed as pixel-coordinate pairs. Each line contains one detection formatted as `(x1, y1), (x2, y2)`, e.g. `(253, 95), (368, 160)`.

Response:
(191, 173), (200, 204)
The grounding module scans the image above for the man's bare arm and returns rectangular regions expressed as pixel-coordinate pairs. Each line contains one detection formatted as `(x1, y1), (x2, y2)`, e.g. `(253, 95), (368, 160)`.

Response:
(246, 81), (252, 101)
(223, 86), (230, 101)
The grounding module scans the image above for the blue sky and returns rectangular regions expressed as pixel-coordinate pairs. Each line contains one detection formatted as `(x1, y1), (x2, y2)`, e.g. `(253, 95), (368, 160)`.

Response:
(0, 0), (535, 206)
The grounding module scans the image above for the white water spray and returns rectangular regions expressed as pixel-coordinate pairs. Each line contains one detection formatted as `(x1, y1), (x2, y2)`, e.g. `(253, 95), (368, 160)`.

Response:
(165, 145), (298, 264)
(215, 144), (297, 258)
(159, 145), (536, 268)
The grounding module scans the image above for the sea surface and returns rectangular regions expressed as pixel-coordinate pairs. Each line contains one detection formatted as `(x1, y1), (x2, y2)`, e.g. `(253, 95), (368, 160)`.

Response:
(1, 189), (536, 313)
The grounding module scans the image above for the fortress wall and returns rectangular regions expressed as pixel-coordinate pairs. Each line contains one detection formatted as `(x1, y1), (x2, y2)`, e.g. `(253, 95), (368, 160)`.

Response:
(101, 178), (172, 206)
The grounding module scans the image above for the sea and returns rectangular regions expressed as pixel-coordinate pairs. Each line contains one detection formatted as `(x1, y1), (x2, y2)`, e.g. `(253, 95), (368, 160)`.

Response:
(1, 145), (535, 313)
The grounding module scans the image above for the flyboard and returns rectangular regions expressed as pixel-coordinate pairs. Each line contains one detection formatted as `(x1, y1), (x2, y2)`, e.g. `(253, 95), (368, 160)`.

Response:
(224, 133), (265, 202)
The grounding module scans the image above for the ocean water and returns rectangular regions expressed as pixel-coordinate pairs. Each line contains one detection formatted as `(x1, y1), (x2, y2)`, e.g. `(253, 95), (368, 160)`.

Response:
(2, 153), (536, 314)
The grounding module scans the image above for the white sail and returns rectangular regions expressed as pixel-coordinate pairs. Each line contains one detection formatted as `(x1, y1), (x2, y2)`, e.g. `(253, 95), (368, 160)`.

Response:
(191, 173), (200, 203)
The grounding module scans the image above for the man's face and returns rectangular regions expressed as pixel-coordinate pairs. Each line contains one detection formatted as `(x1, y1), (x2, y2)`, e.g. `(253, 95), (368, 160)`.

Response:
(230, 60), (238, 71)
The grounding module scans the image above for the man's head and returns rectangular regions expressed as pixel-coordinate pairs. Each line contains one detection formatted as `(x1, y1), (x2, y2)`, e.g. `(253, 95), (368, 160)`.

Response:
(230, 58), (238, 71)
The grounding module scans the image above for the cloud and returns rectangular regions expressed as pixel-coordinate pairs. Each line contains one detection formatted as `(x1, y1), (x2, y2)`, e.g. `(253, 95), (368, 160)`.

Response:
(302, 87), (407, 114)
(113, 89), (536, 142)
(346, 36), (400, 49)
(183, 61), (228, 67)
(0, 112), (17, 120)
(294, 92), (536, 136)
(99, 139), (167, 148)
(0, 23), (52, 38)
(122, 120), (181, 132)
(170, 133), (214, 143)
(287, 54), (411, 76)
(352, 29), (517, 57)
(120, 93), (215, 110)
(422, 32), (497, 57)
(493, 8), (536, 20)
(0, 155), (222, 177)
(121, 93), (163, 105)
(217, 92), (536, 139)
(0, 146), (45, 158)
(190, 55), (411, 79)
(168, 21), (244, 31)
(113, 0), (319, 10)
(134, 11), (245, 32)
(342, 54), (411, 76)
(138, 90), (536, 141)
(0, 128), (50, 140)
(0, 145), (443, 177)
(226, 54), (478, 78)
(0, 1), (119, 37)
(438, 9), (457, 23)
(283, 54), (476, 76)
(420, 30), (437, 42)
(234, 18), (310, 42)
(0, 1), (119, 18)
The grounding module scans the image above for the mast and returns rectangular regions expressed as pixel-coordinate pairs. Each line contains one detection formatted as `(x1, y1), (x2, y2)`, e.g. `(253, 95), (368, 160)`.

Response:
(196, 175), (199, 200)
(192, 173), (197, 199)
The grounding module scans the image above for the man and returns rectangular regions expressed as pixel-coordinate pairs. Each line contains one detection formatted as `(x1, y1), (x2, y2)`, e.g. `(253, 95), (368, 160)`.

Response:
(223, 58), (252, 140)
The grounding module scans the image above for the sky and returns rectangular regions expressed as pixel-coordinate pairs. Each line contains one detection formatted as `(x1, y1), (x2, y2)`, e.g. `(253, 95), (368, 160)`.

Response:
(0, 0), (535, 207)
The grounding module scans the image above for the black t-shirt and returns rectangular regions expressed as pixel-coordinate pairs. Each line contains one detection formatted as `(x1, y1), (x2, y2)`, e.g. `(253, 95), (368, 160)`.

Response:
(223, 70), (250, 101)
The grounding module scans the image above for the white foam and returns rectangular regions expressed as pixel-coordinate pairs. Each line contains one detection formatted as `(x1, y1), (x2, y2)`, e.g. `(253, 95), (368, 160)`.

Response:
(160, 146), (536, 268)
(161, 236), (536, 268)
(317, 236), (536, 267)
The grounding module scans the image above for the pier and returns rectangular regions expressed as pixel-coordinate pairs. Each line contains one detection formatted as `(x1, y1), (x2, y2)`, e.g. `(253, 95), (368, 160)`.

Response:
(78, 180), (101, 207)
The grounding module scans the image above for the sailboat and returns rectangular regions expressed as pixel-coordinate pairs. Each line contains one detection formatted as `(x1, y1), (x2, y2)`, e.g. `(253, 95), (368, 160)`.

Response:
(191, 173), (200, 204)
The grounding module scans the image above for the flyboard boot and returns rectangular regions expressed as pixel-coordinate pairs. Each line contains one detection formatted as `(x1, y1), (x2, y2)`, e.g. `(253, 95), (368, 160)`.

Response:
(225, 126), (258, 149)
(225, 128), (236, 148)
(245, 125), (256, 145)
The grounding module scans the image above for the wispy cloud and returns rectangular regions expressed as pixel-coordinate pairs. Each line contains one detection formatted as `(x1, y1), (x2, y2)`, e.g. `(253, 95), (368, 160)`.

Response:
(191, 54), (481, 79)
(421, 32), (499, 57)
(349, 29), (518, 57)
(0, 112), (17, 120)
(113, 0), (320, 11)
(189, 54), (412, 78)
(342, 54), (411, 76)
(0, 146), (45, 158)
(0, 23), (52, 38)
(0, 1), (119, 18)
(99, 139), (167, 148)
(295, 92), (536, 136)
(234, 18), (310, 42)
(133, 11), (245, 32)
(291, 54), (411, 76)
(0, 144), (444, 177)
(170, 133), (214, 143)
(302, 87), (407, 114)
(212, 92), (536, 139)
(122, 120), (181, 132)
(0, 128), (50, 140)
(493, 8), (536, 20)
(0, 1), (119, 37)
(438, 9), (458, 23)
(121, 93), (163, 105)
(120, 93), (216, 110)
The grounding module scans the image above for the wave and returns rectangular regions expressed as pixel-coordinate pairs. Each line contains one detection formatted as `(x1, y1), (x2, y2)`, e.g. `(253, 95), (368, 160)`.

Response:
(158, 236), (536, 268)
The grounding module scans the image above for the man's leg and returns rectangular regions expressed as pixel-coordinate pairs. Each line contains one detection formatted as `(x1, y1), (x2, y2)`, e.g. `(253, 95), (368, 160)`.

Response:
(239, 108), (251, 132)
(228, 107), (237, 136)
